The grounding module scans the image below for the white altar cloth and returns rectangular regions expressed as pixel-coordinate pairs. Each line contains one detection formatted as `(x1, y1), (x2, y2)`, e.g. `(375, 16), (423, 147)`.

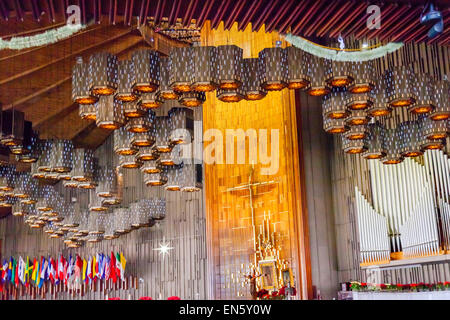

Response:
(352, 291), (450, 300)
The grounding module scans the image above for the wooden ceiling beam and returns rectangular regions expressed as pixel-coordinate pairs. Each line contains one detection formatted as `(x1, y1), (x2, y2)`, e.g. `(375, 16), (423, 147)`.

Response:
(0, 25), (135, 107)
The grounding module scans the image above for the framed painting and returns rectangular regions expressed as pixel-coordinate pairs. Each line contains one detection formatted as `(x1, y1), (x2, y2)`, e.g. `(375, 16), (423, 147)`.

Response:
(259, 260), (278, 290)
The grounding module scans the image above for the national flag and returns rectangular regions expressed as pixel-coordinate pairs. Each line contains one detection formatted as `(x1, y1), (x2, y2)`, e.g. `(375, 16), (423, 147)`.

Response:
(74, 255), (82, 280)
(92, 255), (97, 280)
(120, 252), (126, 280)
(81, 259), (87, 281)
(1, 260), (8, 282)
(35, 258), (41, 287)
(31, 258), (38, 283)
(104, 255), (110, 281)
(18, 257), (25, 285)
(38, 257), (46, 288)
(87, 256), (92, 281)
(58, 255), (65, 281)
(110, 252), (117, 283)
(24, 257), (31, 286)
(115, 252), (122, 281)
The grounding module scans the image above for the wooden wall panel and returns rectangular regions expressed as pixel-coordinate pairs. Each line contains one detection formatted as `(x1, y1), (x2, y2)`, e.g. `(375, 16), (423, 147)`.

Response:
(298, 91), (339, 299)
(202, 21), (311, 299)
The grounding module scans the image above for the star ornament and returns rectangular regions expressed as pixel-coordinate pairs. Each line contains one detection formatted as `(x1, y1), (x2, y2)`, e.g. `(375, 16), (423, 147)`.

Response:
(153, 238), (174, 258)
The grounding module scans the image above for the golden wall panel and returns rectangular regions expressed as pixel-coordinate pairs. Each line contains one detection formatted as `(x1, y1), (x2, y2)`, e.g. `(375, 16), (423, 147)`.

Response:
(202, 21), (311, 299)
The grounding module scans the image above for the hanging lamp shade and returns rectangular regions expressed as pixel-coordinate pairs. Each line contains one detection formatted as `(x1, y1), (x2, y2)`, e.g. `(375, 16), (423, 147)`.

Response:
(346, 92), (374, 111)
(191, 46), (218, 92)
(0, 166), (14, 191)
(367, 80), (392, 117)
(12, 174), (33, 199)
(323, 118), (348, 134)
(16, 132), (38, 163)
(89, 52), (118, 96)
(144, 171), (167, 186)
(398, 120), (424, 157)
(216, 45), (243, 90)
(165, 165), (183, 191)
(114, 126), (137, 155)
(131, 49), (160, 93)
(13, 202), (31, 217)
(116, 59), (139, 102)
(114, 208), (132, 234)
(35, 140), (53, 174)
(96, 96), (125, 130)
(382, 127), (404, 164)
(131, 131), (155, 147)
(169, 47), (193, 92)
(126, 110), (154, 133)
(140, 92), (163, 109)
(10, 120), (33, 155)
(141, 160), (161, 174)
(342, 137), (367, 154)
(169, 107), (194, 145)
(325, 60), (354, 88)
(217, 87), (245, 103)
(345, 110), (371, 126)
(103, 216), (119, 240)
(409, 73), (435, 115)
(285, 46), (310, 90)
(96, 167), (119, 198)
(348, 61), (375, 94)
(129, 202), (142, 229)
(178, 92), (206, 107)
(159, 57), (179, 100)
(422, 116), (448, 140)
(307, 57), (330, 96)
(88, 212), (105, 235)
(181, 163), (201, 192)
(72, 58), (98, 104)
(363, 123), (386, 160)
(158, 144), (182, 167)
(50, 140), (73, 173)
(71, 148), (94, 182)
(1, 109), (24, 147)
(385, 66), (415, 108)
(123, 100), (146, 118)
(89, 191), (108, 212)
(430, 79), (450, 121)
(151, 199), (166, 220)
(136, 146), (159, 162)
(322, 90), (349, 119)
(79, 103), (97, 121)
(259, 47), (287, 91)
(242, 58), (267, 100)
(344, 125), (367, 140)
(119, 154), (142, 169)
(154, 116), (172, 153)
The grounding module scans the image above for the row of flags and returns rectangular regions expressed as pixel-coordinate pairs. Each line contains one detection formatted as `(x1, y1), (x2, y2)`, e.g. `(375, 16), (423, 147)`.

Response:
(0, 252), (126, 290)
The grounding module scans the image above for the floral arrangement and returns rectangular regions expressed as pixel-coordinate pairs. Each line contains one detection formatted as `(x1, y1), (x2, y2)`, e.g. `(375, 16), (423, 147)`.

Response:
(167, 296), (181, 300)
(139, 296), (153, 300)
(256, 286), (297, 300)
(350, 281), (450, 292)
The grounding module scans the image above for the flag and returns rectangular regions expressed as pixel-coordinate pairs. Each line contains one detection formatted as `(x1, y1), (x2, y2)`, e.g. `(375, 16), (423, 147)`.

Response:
(74, 255), (82, 280)
(18, 257), (25, 285)
(104, 255), (110, 281)
(25, 257), (31, 286)
(13, 257), (19, 286)
(110, 252), (117, 283)
(35, 258), (41, 287)
(58, 255), (65, 281)
(1, 260), (8, 283)
(82, 258), (87, 282)
(120, 252), (126, 280)
(115, 252), (122, 281)
(87, 256), (92, 281)
(38, 257), (46, 288)
(92, 255), (97, 279)
(66, 255), (74, 284)
(31, 258), (38, 283)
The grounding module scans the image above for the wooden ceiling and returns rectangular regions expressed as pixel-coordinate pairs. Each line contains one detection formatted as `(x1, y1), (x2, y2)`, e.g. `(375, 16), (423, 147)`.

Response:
(1, 0), (449, 44)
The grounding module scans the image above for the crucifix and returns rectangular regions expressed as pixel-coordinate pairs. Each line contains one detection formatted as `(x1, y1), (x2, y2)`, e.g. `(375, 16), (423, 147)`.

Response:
(225, 165), (278, 267)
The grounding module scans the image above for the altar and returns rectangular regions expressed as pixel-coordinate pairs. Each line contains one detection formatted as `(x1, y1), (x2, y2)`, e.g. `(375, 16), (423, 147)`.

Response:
(352, 291), (450, 300)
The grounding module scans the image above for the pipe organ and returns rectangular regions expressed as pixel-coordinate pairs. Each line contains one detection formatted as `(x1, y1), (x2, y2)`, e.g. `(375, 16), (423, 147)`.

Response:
(356, 149), (450, 265)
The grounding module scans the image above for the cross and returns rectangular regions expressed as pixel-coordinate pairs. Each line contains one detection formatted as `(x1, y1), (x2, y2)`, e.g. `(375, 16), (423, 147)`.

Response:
(225, 165), (278, 266)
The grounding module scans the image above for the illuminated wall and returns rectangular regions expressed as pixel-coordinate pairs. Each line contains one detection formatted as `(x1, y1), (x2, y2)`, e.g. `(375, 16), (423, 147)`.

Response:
(202, 21), (311, 299)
